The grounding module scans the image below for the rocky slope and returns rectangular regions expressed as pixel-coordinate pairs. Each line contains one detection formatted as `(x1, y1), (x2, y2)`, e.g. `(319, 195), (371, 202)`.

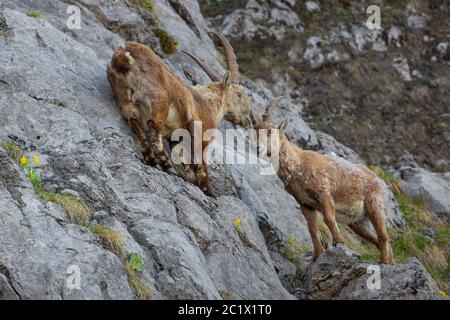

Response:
(200, 0), (450, 172)
(0, 0), (446, 299)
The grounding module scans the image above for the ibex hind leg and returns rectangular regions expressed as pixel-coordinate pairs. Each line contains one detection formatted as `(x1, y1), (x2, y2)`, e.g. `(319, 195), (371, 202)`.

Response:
(146, 118), (175, 174)
(365, 195), (394, 264)
(301, 205), (325, 260)
(349, 220), (379, 248)
(122, 103), (154, 163)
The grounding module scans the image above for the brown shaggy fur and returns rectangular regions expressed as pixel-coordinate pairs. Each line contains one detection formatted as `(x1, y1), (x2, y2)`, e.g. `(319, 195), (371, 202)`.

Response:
(257, 115), (393, 263)
(107, 41), (250, 195)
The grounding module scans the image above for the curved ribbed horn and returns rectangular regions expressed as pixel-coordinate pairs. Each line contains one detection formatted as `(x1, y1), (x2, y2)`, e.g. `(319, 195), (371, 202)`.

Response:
(263, 96), (284, 123)
(210, 32), (240, 84)
(182, 50), (223, 83)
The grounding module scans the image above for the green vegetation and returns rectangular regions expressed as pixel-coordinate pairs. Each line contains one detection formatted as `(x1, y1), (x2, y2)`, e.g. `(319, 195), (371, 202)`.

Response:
(136, 0), (155, 12)
(348, 166), (450, 292)
(368, 166), (403, 196)
(0, 140), (22, 162)
(280, 235), (310, 268)
(26, 10), (42, 19)
(1, 142), (153, 298)
(154, 28), (178, 54)
(125, 253), (152, 299)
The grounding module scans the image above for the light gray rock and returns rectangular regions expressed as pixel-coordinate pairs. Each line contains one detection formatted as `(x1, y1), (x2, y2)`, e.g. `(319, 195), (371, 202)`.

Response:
(303, 245), (441, 300)
(207, 0), (303, 41)
(407, 15), (427, 29)
(305, 2), (320, 13)
(392, 54), (413, 81)
(0, 2), (295, 300)
(399, 167), (450, 214)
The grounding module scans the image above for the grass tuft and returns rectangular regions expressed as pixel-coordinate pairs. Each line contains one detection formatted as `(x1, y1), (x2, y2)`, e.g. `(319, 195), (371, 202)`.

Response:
(0, 140), (23, 162)
(27, 10), (43, 19)
(136, 0), (155, 12)
(154, 28), (178, 54)
(279, 235), (310, 268)
(39, 191), (91, 224)
(219, 289), (233, 299)
(85, 223), (125, 257)
(369, 165), (404, 196)
(125, 253), (152, 300)
(395, 195), (439, 228)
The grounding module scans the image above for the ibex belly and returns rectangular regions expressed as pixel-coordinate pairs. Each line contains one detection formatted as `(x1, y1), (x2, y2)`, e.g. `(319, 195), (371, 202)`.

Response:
(335, 200), (365, 224)
(163, 104), (182, 138)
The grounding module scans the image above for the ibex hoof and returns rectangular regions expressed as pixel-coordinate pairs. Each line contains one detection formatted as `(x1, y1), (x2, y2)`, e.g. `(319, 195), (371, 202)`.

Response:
(167, 167), (177, 175)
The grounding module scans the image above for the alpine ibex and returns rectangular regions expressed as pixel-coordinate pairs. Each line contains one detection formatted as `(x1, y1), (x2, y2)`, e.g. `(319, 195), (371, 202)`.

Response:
(256, 101), (393, 263)
(107, 33), (251, 195)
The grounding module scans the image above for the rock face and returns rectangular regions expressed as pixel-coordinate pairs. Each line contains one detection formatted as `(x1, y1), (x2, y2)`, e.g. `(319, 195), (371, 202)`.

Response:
(0, 0), (434, 300)
(303, 245), (441, 300)
(399, 167), (450, 214)
(205, 0), (303, 41)
(201, 1), (450, 172)
(0, 1), (293, 300)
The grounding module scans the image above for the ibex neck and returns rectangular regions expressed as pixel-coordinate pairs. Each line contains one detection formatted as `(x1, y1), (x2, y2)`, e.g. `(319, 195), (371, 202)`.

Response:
(191, 84), (227, 127)
(277, 138), (304, 182)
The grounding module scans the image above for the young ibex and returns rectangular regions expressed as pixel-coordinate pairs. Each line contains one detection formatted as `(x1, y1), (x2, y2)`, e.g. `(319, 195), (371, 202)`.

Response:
(107, 33), (251, 195)
(256, 101), (393, 263)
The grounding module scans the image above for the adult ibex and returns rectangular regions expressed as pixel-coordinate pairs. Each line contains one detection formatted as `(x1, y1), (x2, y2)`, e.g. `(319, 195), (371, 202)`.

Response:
(107, 33), (251, 195)
(255, 101), (393, 263)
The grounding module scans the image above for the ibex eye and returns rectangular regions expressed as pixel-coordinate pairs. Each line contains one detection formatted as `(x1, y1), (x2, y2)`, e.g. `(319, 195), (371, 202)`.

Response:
(236, 92), (242, 98)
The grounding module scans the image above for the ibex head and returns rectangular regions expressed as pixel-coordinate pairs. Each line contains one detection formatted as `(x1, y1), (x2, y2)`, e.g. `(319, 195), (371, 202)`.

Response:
(255, 97), (289, 157)
(184, 32), (252, 128)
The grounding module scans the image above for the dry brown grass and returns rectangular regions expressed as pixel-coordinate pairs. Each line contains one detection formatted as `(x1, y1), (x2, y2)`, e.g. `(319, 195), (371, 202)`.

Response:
(87, 223), (125, 257)
(39, 192), (91, 224)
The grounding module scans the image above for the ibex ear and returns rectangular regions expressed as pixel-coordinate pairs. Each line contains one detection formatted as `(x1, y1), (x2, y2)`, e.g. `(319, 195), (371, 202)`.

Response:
(222, 71), (232, 90)
(278, 119), (289, 133)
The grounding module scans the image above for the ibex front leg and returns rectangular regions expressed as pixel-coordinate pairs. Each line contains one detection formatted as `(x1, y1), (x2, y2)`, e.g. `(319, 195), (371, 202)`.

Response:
(122, 103), (153, 163)
(188, 121), (214, 196)
(146, 117), (176, 175)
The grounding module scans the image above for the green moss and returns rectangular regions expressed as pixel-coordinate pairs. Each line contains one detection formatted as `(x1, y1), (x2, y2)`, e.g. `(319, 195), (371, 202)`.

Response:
(125, 253), (152, 300)
(85, 223), (125, 257)
(27, 10), (43, 19)
(0, 140), (23, 162)
(154, 28), (178, 54)
(39, 192), (91, 224)
(136, 0), (155, 12)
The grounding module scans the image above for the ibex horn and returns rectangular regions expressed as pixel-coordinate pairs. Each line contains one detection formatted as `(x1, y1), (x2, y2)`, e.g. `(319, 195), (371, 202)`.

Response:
(182, 50), (223, 83)
(210, 32), (240, 85)
(263, 96), (284, 123)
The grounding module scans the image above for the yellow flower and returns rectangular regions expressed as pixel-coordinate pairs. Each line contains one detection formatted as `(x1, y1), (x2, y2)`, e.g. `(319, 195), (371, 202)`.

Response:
(439, 290), (447, 297)
(233, 218), (241, 226)
(33, 155), (40, 165)
(19, 156), (28, 166)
